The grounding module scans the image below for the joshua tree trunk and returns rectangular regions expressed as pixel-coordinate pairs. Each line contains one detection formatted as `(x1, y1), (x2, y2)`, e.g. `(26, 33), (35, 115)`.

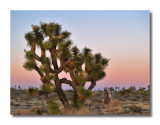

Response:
(56, 85), (69, 108)
(54, 76), (69, 108)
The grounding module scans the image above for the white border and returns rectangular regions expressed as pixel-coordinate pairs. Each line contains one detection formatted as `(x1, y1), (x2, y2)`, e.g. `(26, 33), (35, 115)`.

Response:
(0, 0), (160, 124)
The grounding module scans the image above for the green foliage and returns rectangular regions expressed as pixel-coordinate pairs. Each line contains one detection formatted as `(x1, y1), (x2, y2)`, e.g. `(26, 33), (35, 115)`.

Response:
(64, 39), (72, 48)
(41, 83), (55, 94)
(79, 87), (92, 99)
(97, 70), (106, 80)
(85, 54), (94, 65)
(27, 87), (39, 97)
(40, 64), (49, 73)
(32, 25), (44, 42)
(40, 22), (48, 36)
(32, 25), (40, 32)
(23, 60), (36, 71)
(71, 90), (80, 108)
(48, 73), (56, 80)
(101, 58), (109, 67)
(89, 63), (106, 81)
(94, 53), (102, 64)
(43, 57), (51, 65)
(76, 71), (87, 84)
(25, 51), (35, 60)
(25, 32), (34, 46)
(53, 23), (62, 36)
(43, 41), (53, 50)
(72, 46), (80, 56)
(62, 48), (71, 61)
(47, 98), (60, 115)
(83, 47), (92, 57)
(72, 88), (92, 109)
(61, 30), (71, 38)
(46, 22), (55, 36)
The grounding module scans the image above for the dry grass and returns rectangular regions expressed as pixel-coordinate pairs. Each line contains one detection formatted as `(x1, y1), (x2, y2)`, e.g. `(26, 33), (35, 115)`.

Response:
(60, 107), (94, 115)
(11, 109), (31, 115)
(124, 101), (150, 111)
(108, 99), (123, 113)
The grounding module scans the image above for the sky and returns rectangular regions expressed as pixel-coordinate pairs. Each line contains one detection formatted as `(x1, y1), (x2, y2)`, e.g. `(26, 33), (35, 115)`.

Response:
(10, 11), (150, 90)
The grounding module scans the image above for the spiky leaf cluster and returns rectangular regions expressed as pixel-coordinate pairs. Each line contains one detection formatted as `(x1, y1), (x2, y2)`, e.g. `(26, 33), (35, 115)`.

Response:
(76, 71), (87, 84)
(40, 64), (50, 73)
(72, 46), (80, 56)
(72, 87), (92, 108)
(27, 87), (39, 97)
(23, 60), (36, 71)
(41, 83), (55, 94)
(43, 57), (51, 66)
(25, 51), (35, 60)
(47, 98), (60, 115)
(43, 41), (53, 50)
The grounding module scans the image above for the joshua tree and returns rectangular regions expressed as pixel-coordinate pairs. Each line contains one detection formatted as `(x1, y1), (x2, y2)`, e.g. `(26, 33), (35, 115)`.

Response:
(23, 22), (109, 108)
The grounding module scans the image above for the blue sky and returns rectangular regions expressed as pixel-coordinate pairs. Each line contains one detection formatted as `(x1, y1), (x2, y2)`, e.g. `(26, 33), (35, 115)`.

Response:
(11, 11), (150, 89)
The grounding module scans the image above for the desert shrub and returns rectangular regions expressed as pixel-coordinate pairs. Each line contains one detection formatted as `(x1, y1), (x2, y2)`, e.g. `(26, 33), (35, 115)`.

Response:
(47, 98), (60, 115)
(129, 105), (142, 113)
(27, 87), (39, 97)
(35, 108), (43, 115)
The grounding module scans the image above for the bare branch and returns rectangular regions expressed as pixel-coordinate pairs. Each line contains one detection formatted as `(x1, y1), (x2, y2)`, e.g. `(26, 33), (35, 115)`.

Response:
(60, 78), (72, 86)
(34, 66), (43, 77)
(88, 81), (96, 90)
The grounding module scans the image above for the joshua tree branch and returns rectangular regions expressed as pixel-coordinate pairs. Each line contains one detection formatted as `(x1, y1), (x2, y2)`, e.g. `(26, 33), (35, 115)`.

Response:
(60, 78), (72, 86)
(50, 49), (59, 70)
(34, 66), (43, 77)
(88, 81), (96, 90)
(39, 44), (46, 58)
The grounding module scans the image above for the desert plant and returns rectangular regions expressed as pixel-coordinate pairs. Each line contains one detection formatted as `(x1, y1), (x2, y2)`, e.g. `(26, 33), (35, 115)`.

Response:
(35, 108), (43, 115)
(27, 87), (39, 97)
(129, 105), (142, 114)
(47, 98), (60, 115)
(23, 22), (109, 108)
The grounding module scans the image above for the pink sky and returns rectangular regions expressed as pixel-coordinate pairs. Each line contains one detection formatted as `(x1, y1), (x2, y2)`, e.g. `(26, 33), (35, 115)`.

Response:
(11, 11), (150, 89)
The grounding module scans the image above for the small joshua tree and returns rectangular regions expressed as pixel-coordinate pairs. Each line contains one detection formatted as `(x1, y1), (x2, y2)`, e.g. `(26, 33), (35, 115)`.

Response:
(23, 22), (109, 108)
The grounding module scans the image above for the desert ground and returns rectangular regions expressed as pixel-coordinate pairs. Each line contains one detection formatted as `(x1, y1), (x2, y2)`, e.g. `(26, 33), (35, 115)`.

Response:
(10, 86), (150, 116)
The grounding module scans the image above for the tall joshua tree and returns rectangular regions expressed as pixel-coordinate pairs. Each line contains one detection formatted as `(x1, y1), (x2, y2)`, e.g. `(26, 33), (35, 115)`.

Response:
(24, 22), (109, 108)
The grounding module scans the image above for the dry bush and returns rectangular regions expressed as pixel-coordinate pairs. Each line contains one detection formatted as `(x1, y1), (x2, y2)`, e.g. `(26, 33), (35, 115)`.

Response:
(109, 99), (123, 113)
(60, 107), (94, 115)
(11, 109), (31, 115)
